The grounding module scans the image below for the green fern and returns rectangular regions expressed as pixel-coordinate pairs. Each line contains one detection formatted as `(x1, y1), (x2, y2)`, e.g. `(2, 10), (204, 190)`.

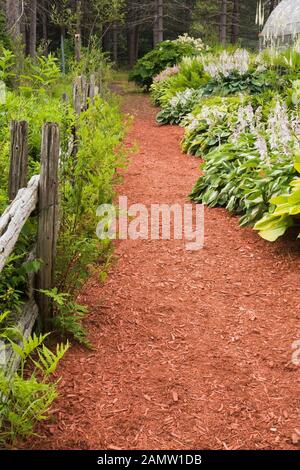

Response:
(34, 342), (69, 376)
(0, 333), (68, 444)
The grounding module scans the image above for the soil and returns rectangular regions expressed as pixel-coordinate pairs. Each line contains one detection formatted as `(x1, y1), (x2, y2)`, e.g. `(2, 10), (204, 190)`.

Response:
(25, 83), (300, 450)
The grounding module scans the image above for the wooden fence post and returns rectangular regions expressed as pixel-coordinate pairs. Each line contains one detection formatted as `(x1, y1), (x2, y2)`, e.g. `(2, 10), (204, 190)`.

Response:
(73, 75), (88, 115)
(8, 120), (28, 201)
(36, 123), (60, 328)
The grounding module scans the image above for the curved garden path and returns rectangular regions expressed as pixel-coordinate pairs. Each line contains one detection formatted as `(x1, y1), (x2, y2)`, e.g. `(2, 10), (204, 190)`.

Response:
(29, 83), (300, 450)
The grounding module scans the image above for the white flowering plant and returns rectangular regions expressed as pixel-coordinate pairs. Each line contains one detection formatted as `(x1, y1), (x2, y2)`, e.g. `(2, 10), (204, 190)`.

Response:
(174, 34), (207, 53)
(203, 49), (251, 79)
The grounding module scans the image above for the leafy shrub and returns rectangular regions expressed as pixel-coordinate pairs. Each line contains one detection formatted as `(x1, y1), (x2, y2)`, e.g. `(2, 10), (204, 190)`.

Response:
(152, 57), (209, 107)
(20, 54), (60, 95)
(149, 42), (300, 245)
(129, 40), (200, 89)
(0, 44), (126, 444)
(2, 91), (73, 165)
(0, 48), (15, 85)
(69, 37), (112, 92)
(57, 95), (127, 294)
(41, 289), (90, 348)
(189, 96), (299, 227)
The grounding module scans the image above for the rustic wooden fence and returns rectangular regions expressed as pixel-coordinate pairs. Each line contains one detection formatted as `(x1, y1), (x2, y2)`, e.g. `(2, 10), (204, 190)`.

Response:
(0, 74), (99, 378)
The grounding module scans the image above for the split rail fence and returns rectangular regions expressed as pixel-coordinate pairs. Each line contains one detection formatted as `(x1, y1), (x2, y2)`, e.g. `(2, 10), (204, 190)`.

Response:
(0, 74), (100, 379)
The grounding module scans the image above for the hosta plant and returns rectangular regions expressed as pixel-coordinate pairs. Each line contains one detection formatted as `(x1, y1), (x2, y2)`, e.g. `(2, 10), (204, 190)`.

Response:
(156, 88), (203, 125)
(181, 96), (245, 156)
(190, 134), (296, 227)
(254, 160), (300, 241)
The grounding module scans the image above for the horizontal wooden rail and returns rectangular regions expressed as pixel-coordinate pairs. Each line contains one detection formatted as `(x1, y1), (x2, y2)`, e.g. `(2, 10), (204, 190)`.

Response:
(0, 175), (40, 274)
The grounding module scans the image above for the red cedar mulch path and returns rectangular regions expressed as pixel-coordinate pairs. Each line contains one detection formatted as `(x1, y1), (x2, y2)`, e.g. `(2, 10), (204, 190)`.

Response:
(27, 83), (300, 451)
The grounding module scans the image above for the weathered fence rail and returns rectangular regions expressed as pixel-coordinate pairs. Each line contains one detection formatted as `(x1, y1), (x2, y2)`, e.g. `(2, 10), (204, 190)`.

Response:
(0, 175), (40, 273)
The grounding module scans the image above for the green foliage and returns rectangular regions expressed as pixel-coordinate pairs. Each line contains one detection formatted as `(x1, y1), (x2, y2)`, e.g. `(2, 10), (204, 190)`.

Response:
(190, 135), (295, 227)
(182, 95), (245, 156)
(69, 36), (112, 88)
(20, 55), (60, 95)
(151, 79), (175, 107)
(0, 42), (126, 444)
(0, 220), (40, 328)
(0, 48), (15, 84)
(41, 289), (90, 348)
(151, 57), (209, 107)
(202, 70), (274, 97)
(57, 94), (127, 294)
(0, 334), (69, 444)
(254, 161), (300, 241)
(129, 40), (200, 89)
(156, 88), (203, 125)
(148, 43), (300, 245)
(4, 91), (73, 162)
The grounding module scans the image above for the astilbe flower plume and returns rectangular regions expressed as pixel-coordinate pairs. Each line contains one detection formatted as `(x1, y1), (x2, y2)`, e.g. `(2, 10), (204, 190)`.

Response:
(153, 65), (180, 83)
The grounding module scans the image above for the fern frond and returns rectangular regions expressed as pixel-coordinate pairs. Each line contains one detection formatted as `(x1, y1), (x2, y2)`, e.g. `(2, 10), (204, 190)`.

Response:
(37, 341), (69, 376)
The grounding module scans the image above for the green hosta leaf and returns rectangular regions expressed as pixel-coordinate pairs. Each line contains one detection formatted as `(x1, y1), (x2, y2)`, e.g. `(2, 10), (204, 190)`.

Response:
(254, 214), (293, 241)
(294, 163), (300, 174)
(289, 204), (300, 215)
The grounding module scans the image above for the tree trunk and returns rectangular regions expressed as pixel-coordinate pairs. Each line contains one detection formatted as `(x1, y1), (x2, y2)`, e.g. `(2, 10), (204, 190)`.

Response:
(231, 0), (240, 44)
(219, 0), (227, 45)
(41, 0), (48, 54)
(76, 0), (81, 35)
(128, 26), (138, 67)
(113, 22), (118, 64)
(61, 25), (66, 74)
(6, 0), (21, 41)
(153, 0), (158, 46)
(29, 0), (37, 57)
(153, 0), (163, 46)
(157, 0), (164, 43)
